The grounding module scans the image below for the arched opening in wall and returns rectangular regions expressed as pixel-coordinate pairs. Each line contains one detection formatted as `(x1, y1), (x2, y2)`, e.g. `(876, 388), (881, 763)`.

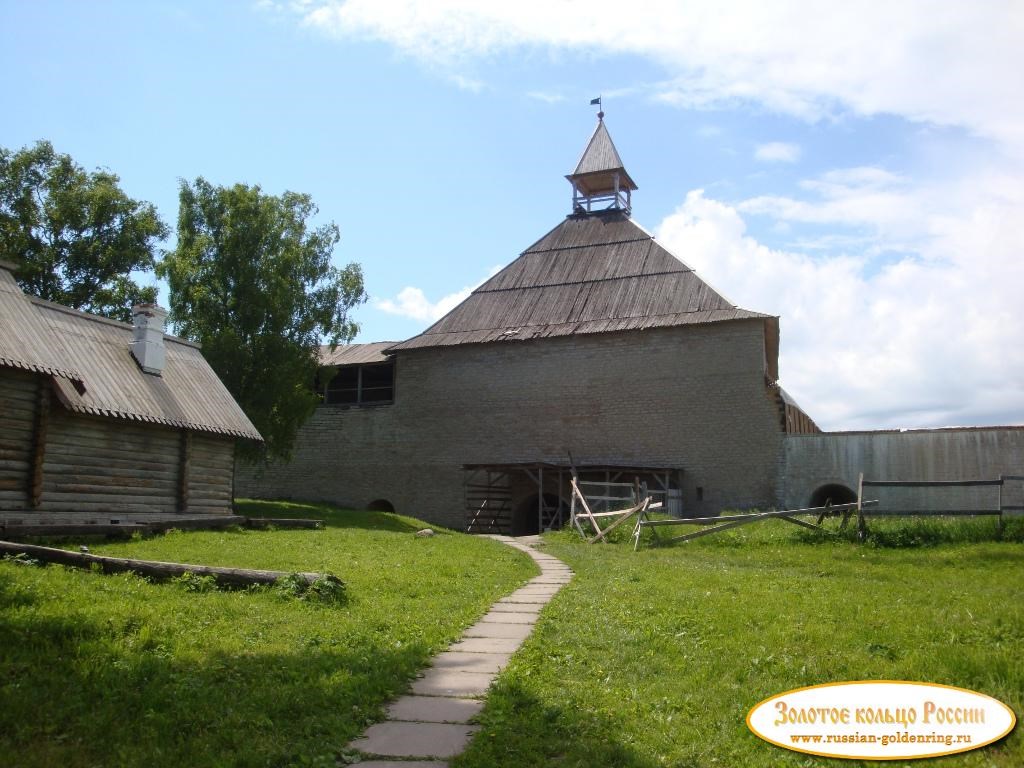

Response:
(511, 493), (569, 536)
(808, 484), (857, 508)
(367, 499), (395, 513)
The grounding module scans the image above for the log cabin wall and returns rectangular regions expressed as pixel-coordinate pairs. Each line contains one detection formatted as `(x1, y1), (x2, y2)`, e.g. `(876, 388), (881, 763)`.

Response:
(186, 433), (236, 514)
(1, 260), (260, 523)
(1, 367), (237, 517)
(41, 408), (180, 515)
(0, 368), (35, 510)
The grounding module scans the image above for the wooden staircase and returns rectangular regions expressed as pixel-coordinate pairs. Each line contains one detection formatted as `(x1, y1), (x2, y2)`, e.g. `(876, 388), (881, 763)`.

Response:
(464, 469), (513, 534)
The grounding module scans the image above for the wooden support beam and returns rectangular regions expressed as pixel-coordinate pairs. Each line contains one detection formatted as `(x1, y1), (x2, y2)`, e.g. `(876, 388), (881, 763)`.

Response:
(998, 474), (1004, 537)
(860, 509), (1002, 517)
(856, 472), (866, 541)
(29, 379), (50, 508)
(177, 430), (192, 514)
(588, 498), (648, 544)
(665, 515), (766, 544)
(861, 479), (1004, 487)
(637, 501), (875, 527)
(776, 514), (829, 532)
(633, 502), (880, 549)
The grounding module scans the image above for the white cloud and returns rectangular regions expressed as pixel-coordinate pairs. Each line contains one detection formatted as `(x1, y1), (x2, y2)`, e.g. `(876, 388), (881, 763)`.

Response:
(754, 142), (800, 163)
(657, 182), (1024, 430)
(450, 73), (485, 92)
(375, 265), (503, 323)
(295, 1), (1024, 154)
(526, 90), (565, 104)
(376, 286), (471, 322)
(739, 166), (922, 243)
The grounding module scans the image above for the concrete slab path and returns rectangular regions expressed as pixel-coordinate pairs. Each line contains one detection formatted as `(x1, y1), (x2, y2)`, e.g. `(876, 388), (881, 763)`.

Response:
(347, 535), (572, 765)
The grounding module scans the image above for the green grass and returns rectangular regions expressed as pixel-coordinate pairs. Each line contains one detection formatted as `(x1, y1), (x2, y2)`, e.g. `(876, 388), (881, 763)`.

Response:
(456, 519), (1024, 768)
(0, 500), (536, 768)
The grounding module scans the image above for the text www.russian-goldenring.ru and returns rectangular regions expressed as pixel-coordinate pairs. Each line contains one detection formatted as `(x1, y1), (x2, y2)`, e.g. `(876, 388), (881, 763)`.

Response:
(790, 732), (973, 747)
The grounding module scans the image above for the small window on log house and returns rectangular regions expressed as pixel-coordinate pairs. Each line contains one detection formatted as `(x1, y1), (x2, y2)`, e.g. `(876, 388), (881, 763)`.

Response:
(323, 361), (395, 406)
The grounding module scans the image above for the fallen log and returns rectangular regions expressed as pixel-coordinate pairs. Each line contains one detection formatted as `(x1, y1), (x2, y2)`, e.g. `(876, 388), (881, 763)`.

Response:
(244, 517), (323, 530)
(0, 540), (323, 587)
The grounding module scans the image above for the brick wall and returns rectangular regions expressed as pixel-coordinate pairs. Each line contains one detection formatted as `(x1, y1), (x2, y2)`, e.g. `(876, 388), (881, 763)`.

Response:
(236, 320), (785, 529)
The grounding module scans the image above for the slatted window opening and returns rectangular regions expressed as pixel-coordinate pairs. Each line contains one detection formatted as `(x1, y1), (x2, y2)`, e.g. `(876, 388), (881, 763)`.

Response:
(322, 361), (395, 406)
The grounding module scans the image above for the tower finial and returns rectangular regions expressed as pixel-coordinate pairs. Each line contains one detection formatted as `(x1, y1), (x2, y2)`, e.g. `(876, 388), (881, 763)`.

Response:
(566, 113), (637, 216)
(590, 95), (603, 120)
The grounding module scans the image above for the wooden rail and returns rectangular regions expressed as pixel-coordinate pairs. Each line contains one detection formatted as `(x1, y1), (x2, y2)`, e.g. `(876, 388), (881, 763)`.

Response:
(856, 473), (1022, 537)
(632, 500), (879, 550)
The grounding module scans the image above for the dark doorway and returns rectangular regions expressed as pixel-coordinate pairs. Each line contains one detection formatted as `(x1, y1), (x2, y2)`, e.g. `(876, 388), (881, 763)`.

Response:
(367, 499), (396, 512)
(511, 493), (569, 536)
(809, 484), (857, 508)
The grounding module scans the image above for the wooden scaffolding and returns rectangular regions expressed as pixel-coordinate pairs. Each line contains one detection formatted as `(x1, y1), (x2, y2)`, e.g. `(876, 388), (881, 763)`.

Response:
(464, 468), (513, 534)
(463, 462), (681, 536)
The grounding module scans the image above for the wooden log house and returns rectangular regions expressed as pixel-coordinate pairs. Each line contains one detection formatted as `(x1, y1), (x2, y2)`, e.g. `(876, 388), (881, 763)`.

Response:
(0, 260), (262, 530)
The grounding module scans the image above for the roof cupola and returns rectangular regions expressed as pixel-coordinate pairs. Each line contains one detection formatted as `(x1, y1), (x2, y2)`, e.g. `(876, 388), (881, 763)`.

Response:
(566, 113), (637, 216)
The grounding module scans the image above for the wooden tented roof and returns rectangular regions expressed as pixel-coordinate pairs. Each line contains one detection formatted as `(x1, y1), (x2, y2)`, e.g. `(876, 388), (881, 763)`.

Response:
(388, 210), (773, 354)
(0, 263), (262, 441)
(569, 119), (638, 195)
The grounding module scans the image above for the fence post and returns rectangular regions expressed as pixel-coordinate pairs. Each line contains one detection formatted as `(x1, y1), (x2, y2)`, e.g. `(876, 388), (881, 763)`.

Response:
(998, 475), (1004, 538)
(856, 472), (867, 542)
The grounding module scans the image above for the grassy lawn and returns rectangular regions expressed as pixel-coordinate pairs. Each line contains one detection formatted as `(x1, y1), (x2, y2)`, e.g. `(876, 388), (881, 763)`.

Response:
(456, 518), (1024, 768)
(0, 500), (536, 768)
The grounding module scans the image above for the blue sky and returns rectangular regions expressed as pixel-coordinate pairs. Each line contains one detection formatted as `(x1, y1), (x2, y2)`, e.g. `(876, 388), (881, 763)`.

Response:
(3, 1), (1022, 431)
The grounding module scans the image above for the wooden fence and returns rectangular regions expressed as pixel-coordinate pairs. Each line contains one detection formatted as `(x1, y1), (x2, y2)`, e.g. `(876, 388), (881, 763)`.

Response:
(856, 473), (1024, 537)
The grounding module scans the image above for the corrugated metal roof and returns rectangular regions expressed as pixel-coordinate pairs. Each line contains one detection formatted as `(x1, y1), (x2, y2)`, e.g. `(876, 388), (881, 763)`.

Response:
(0, 264), (262, 441)
(389, 211), (773, 353)
(319, 342), (398, 366)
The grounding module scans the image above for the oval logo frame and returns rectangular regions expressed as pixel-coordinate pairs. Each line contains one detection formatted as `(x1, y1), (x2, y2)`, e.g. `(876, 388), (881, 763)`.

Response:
(747, 681), (1016, 761)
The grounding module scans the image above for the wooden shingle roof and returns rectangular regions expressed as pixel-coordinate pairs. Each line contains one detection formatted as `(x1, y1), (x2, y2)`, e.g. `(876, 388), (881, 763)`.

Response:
(319, 341), (398, 366)
(388, 211), (772, 353)
(0, 266), (83, 383)
(568, 119), (637, 195)
(0, 263), (262, 441)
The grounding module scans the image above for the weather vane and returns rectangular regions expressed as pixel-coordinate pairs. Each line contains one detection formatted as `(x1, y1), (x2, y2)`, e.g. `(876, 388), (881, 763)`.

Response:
(590, 95), (604, 120)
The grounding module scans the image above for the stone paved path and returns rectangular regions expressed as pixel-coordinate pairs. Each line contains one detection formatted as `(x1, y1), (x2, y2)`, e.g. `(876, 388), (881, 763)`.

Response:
(348, 535), (572, 767)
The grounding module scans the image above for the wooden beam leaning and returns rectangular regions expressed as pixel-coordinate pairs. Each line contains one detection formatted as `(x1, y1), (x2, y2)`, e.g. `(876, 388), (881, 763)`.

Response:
(570, 477), (602, 539)
(633, 501), (880, 549)
(588, 497), (649, 544)
(632, 502), (660, 551)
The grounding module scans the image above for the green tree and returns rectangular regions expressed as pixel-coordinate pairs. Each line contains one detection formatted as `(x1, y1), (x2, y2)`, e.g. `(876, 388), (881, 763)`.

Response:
(158, 177), (366, 461)
(0, 140), (167, 322)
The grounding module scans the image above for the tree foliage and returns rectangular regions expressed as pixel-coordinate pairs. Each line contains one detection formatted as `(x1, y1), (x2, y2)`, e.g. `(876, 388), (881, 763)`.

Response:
(0, 140), (167, 322)
(158, 178), (366, 461)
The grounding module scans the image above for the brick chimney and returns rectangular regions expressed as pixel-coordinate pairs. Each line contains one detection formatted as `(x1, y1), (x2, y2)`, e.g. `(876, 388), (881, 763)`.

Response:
(129, 304), (169, 375)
